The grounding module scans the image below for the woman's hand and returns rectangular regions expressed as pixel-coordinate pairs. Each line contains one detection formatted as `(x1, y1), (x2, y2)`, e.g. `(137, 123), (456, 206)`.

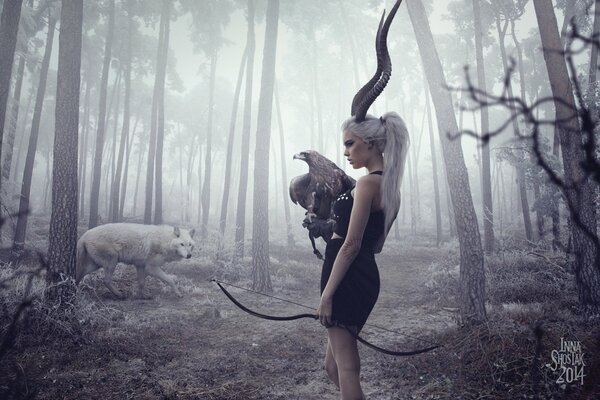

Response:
(316, 295), (333, 327)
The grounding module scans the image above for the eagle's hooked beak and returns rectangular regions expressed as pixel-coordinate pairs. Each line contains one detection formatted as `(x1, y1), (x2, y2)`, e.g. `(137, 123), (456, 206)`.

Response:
(293, 152), (305, 160)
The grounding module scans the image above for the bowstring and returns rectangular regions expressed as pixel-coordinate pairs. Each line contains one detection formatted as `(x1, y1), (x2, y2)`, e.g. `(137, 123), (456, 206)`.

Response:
(211, 278), (440, 347)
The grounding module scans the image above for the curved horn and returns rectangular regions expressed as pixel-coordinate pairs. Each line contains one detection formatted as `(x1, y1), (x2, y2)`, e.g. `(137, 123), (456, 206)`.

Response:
(351, 0), (403, 122)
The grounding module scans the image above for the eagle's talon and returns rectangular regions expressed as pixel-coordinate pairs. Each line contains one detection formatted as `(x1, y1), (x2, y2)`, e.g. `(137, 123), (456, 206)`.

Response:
(304, 212), (317, 224)
(314, 249), (323, 260)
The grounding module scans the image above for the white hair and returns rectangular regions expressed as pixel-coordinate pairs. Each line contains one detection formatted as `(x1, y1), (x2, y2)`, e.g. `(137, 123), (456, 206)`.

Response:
(341, 112), (410, 234)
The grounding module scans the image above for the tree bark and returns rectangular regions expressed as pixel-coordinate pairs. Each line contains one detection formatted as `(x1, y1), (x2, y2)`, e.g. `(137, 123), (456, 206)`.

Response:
(47, 0), (83, 284)
(154, 0), (170, 225)
(132, 126), (146, 217)
(13, 14), (56, 252)
(510, 19), (544, 242)
(78, 79), (91, 219)
(111, 0), (133, 222)
(251, 0), (279, 292)
(495, 13), (533, 243)
(144, 0), (167, 224)
(201, 45), (217, 236)
(408, 0), (486, 325)
(235, 0), (256, 259)
(533, 0), (600, 316)
(88, 0), (115, 228)
(0, 0), (24, 191)
(311, 31), (324, 152)
(185, 127), (197, 223)
(472, 0), (494, 252)
(274, 81), (294, 248)
(425, 82), (442, 246)
(13, 85), (34, 183)
(107, 70), (121, 220)
(119, 115), (137, 220)
(2, 54), (26, 184)
(589, 0), (600, 85)
(219, 47), (247, 238)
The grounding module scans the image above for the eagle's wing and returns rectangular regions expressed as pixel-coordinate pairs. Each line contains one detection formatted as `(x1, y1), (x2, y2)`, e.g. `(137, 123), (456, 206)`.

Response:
(339, 169), (356, 192)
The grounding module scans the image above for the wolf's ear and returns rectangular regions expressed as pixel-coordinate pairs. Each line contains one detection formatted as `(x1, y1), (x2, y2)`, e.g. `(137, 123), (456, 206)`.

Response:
(189, 228), (195, 238)
(174, 226), (180, 237)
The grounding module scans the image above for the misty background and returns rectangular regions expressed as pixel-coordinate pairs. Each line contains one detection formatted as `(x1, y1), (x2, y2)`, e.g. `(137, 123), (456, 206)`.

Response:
(2, 0), (564, 247)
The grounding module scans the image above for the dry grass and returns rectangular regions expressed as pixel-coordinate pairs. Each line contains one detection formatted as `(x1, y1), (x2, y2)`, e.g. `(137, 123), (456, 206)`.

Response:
(418, 245), (599, 399)
(1, 219), (598, 399)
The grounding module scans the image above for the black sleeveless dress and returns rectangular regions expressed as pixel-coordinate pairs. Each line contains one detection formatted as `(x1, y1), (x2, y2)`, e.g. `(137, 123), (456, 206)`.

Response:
(320, 171), (384, 330)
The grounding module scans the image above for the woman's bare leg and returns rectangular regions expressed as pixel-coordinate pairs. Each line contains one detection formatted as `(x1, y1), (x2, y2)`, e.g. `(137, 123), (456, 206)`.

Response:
(324, 339), (340, 388)
(328, 326), (365, 400)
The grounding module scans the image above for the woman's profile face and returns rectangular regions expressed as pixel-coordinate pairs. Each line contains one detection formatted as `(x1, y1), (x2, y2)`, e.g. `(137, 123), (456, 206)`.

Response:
(343, 130), (371, 169)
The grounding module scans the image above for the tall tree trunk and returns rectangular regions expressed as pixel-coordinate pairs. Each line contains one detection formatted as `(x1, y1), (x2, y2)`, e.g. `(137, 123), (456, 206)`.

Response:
(407, 0), (486, 325)
(201, 45), (217, 236)
(533, 0), (600, 316)
(412, 109), (423, 221)
(472, 0), (494, 252)
(338, 0), (360, 89)
(511, 19), (544, 242)
(2, 54), (26, 184)
(425, 82), (442, 246)
(589, 0), (600, 85)
(274, 81), (294, 247)
(154, 0), (170, 225)
(47, 0), (83, 285)
(0, 0), (24, 191)
(43, 149), (51, 212)
(251, 0), (279, 292)
(311, 31), (324, 152)
(119, 114), (138, 220)
(78, 79), (91, 218)
(144, 92), (158, 222)
(111, 0), (133, 222)
(235, 0), (255, 259)
(13, 85), (34, 183)
(185, 130), (197, 223)
(406, 150), (416, 235)
(197, 141), (202, 224)
(13, 14), (56, 252)
(495, 13), (533, 243)
(132, 128), (146, 217)
(88, 0), (115, 228)
(560, 0), (576, 49)
(107, 71), (121, 221)
(219, 47), (247, 238)
(144, 0), (167, 224)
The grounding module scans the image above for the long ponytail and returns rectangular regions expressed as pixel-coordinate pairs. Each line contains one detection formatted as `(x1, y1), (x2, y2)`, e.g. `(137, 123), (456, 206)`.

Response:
(341, 112), (410, 234)
(380, 112), (410, 234)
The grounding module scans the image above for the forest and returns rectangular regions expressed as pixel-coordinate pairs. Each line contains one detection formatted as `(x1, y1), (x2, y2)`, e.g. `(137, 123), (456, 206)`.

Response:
(0, 0), (599, 399)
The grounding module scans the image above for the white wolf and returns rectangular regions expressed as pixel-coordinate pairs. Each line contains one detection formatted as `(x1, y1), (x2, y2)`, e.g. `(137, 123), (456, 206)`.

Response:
(76, 223), (195, 298)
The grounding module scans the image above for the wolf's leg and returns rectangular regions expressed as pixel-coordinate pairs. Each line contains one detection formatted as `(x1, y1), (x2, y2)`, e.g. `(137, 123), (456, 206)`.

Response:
(146, 265), (182, 297)
(135, 266), (149, 299)
(77, 260), (100, 284)
(103, 262), (125, 299)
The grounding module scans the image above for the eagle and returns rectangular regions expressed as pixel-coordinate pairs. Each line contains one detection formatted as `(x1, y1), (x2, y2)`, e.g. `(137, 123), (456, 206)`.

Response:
(290, 150), (356, 259)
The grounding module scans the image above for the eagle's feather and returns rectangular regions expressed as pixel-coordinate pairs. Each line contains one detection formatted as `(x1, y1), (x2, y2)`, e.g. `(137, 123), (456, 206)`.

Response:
(290, 150), (355, 258)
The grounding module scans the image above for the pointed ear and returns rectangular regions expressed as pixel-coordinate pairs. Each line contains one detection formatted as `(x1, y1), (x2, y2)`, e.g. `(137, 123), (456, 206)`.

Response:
(189, 228), (195, 238)
(173, 226), (180, 237)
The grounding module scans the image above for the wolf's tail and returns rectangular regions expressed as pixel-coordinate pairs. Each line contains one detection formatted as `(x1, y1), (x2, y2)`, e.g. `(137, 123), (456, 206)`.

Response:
(75, 239), (87, 284)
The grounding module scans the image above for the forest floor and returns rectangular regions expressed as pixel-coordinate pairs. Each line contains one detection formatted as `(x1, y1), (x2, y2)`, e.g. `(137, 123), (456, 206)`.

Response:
(1, 223), (599, 399)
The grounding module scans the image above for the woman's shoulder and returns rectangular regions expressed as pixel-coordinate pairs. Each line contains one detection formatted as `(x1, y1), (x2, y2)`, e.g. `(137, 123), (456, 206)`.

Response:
(353, 173), (381, 195)
(357, 173), (382, 187)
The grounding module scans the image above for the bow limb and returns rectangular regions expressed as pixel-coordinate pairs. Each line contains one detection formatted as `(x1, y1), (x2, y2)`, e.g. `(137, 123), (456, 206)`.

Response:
(349, 329), (440, 356)
(215, 281), (318, 322)
(214, 281), (440, 356)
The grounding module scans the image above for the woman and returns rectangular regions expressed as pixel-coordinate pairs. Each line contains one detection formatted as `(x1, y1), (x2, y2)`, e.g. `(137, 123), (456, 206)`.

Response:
(316, 112), (409, 399)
